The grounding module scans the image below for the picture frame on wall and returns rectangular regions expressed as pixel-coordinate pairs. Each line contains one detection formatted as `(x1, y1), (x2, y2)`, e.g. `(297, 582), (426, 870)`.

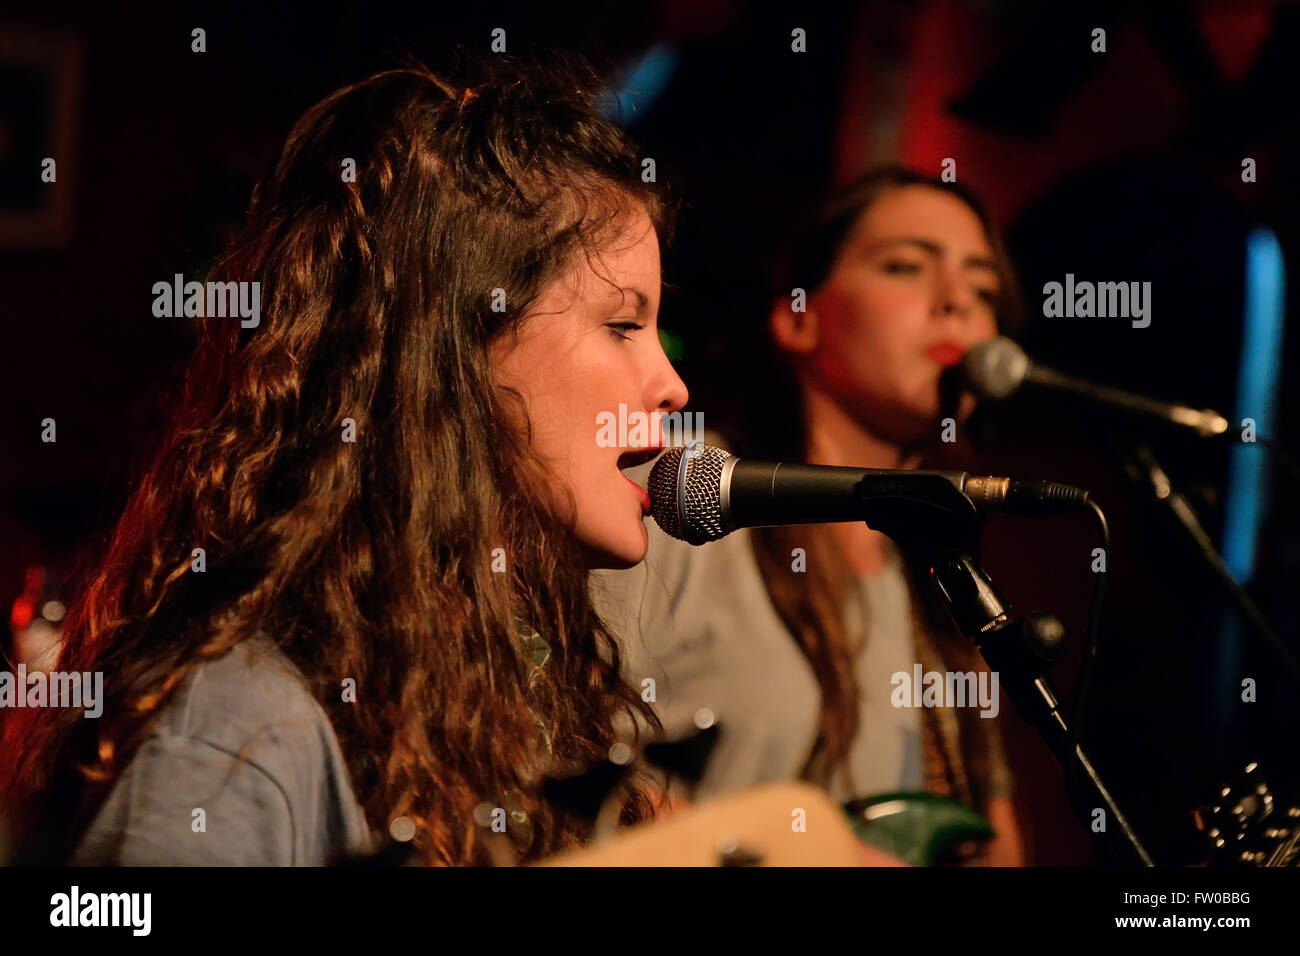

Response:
(0, 29), (82, 247)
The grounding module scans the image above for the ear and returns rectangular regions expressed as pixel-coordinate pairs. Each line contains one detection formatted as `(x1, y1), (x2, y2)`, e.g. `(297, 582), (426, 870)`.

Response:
(769, 292), (820, 356)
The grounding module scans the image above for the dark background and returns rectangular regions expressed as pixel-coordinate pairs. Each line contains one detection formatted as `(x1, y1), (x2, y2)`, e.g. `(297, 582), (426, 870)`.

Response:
(2, 0), (1298, 865)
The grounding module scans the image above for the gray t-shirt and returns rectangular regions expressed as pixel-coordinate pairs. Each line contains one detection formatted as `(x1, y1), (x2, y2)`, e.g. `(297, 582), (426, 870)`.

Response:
(592, 496), (922, 803)
(71, 637), (376, 866)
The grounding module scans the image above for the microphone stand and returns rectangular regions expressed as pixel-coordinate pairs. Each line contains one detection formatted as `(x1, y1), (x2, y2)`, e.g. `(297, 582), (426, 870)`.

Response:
(855, 481), (1154, 865)
(1123, 443), (1300, 687)
(927, 550), (1155, 867)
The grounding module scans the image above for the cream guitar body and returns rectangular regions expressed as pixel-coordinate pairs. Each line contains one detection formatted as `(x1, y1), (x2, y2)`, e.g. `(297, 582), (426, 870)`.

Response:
(542, 782), (905, 866)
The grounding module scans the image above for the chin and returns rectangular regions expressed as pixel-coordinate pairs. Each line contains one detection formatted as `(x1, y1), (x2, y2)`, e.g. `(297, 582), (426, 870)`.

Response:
(864, 403), (936, 448)
(581, 521), (649, 570)
(895, 385), (972, 440)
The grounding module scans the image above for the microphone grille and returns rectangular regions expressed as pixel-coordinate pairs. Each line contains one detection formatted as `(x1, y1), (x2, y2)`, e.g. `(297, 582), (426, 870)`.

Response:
(962, 336), (1030, 400)
(648, 442), (733, 545)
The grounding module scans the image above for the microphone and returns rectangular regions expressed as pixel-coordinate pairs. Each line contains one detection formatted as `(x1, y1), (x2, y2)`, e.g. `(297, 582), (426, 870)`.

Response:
(648, 442), (1091, 546)
(962, 337), (1230, 438)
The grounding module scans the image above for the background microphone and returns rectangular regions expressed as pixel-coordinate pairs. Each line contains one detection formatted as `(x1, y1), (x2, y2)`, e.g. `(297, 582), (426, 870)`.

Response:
(648, 443), (1091, 546)
(962, 336), (1230, 438)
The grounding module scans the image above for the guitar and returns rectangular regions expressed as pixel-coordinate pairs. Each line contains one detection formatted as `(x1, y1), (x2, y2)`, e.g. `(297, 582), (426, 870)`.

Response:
(541, 725), (996, 866)
(1195, 762), (1300, 867)
(844, 792), (993, 867)
(541, 781), (901, 866)
(538, 788), (995, 866)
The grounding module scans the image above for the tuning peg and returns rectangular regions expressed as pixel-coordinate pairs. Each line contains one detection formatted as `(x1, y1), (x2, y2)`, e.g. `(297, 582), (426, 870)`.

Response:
(715, 836), (764, 867)
(541, 759), (630, 826)
(642, 713), (721, 785)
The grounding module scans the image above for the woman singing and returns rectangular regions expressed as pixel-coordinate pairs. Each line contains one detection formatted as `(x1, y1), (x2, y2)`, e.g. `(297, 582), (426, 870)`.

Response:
(594, 167), (1027, 865)
(1, 53), (689, 866)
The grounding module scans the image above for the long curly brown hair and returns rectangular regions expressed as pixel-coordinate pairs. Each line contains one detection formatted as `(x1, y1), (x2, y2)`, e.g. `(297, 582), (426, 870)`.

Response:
(1, 53), (670, 865)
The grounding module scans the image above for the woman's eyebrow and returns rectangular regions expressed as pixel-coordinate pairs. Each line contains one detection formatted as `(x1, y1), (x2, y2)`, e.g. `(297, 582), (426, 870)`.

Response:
(604, 285), (651, 313)
(865, 237), (999, 272)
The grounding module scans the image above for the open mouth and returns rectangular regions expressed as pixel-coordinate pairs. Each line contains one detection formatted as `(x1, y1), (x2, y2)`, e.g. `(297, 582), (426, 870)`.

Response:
(617, 446), (663, 470)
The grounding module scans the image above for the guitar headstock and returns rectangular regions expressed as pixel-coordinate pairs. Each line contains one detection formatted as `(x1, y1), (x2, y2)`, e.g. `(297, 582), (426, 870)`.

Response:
(1195, 762), (1300, 867)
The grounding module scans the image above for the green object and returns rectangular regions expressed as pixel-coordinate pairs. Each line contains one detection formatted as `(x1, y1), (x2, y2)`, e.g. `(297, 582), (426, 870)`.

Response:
(844, 792), (994, 867)
(658, 327), (685, 362)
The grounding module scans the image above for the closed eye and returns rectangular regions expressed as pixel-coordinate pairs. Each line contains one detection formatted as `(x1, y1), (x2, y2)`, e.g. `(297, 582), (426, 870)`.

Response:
(607, 321), (644, 341)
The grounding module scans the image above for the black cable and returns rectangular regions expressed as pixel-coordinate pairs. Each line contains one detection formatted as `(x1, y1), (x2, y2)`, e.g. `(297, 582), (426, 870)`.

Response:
(1069, 495), (1109, 768)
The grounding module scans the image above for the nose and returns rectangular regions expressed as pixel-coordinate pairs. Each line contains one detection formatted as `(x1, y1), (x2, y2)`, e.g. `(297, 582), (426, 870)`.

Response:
(647, 348), (689, 420)
(935, 264), (977, 319)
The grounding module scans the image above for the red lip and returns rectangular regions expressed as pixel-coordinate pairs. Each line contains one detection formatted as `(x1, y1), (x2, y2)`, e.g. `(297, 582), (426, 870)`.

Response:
(926, 343), (966, 368)
(625, 474), (651, 514)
